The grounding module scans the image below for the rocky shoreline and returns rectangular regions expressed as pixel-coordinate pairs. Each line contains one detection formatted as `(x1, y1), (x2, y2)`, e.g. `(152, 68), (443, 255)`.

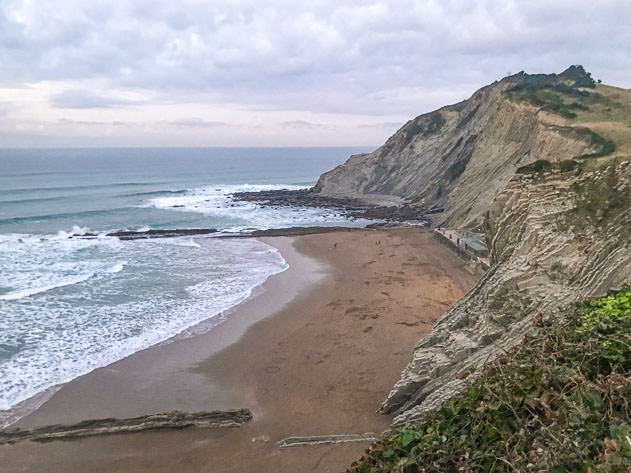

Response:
(0, 409), (252, 445)
(231, 188), (427, 221)
(72, 192), (430, 242)
(77, 225), (416, 241)
(106, 229), (218, 240)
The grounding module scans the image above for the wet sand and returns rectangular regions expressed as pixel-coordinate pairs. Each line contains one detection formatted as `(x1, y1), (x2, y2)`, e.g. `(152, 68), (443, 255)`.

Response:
(0, 228), (480, 473)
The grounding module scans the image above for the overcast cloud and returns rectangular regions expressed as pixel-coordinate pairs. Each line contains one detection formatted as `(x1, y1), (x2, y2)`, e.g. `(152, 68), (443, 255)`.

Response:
(0, 0), (629, 147)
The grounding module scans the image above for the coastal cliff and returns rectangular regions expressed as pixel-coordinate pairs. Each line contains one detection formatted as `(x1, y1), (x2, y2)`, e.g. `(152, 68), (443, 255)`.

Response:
(314, 66), (620, 230)
(382, 160), (631, 425)
(314, 66), (631, 426)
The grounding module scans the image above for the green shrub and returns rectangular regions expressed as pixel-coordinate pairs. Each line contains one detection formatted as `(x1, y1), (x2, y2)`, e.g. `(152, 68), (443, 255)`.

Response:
(445, 160), (467, 181)
(404, 112), (446, 146)
(506, 66), (596, 119)
(347, 291), (631, 473)
(577, 132), (616, 159)
(559, 160), (579, 172)
(516, 159), (552, 174)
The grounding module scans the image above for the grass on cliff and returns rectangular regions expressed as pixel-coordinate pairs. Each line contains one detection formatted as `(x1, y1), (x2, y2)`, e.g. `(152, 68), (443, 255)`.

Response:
(403, 111), (446, 146)
(507, 67), (631, 157)
(506, 65), (597, 119)
(508, 86), (591, 119)
(578, 85), (631, 156)
(347, 291), (631, 473)
(515, 129), (617, 175)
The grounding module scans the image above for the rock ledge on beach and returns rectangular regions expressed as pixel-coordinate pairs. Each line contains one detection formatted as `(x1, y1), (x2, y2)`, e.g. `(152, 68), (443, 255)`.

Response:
(0, 408), (253, 445)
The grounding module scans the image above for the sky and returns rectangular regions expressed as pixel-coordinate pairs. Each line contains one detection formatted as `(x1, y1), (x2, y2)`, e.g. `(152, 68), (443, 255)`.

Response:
(0, 0), (630, 147)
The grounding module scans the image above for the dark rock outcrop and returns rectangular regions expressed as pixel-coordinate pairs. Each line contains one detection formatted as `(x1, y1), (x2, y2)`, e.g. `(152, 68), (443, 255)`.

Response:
(106, 229), (217, 240)
(231, 189), (426, 222)
(0, 409), (252, 445)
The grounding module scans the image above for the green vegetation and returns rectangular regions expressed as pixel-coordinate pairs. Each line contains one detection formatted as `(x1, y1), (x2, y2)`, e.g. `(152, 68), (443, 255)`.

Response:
(445, 160), (468, 182)
(508, 86), (589, 119)
(577, 132), (617, 159)
(404, 111), (446, 146)
(515, 159), (552, 174)
(507, 65), (597, 119)
(347, 291), (631, 473)
(507, 69), (625, 159)
(510, 65), (596, 90)
(515, 129), (616, 176)
(559, 159), (579, 173)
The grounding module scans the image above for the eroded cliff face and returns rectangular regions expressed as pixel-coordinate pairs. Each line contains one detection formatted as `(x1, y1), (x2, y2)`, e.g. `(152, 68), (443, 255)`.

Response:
(381, 160), (631, 425)
(312, 67), (631, 427)
(314, 72), (603, 230)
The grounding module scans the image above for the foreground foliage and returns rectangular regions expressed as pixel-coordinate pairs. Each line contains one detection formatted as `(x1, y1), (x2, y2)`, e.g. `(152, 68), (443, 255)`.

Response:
(348, 291), (631, 472)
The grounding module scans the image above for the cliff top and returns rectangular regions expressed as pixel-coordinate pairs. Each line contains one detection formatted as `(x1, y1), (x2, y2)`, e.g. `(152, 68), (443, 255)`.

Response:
(314, 66), (631, 229)
(505, 65), (631, 158)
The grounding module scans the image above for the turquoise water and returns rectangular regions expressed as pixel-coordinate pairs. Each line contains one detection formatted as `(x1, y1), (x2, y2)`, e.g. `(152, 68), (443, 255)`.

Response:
(0, 147), (370, 413)
(0, 147), (369, 234)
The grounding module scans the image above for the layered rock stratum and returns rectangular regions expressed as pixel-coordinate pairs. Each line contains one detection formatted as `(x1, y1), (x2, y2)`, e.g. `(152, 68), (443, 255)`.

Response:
(0, 409), (252, 445)
(315, 66), (626, 230)
(313, 66), (631, 425)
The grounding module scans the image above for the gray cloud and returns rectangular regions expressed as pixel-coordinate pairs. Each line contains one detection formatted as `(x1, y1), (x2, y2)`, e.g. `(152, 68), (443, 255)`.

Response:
(357, 122), (404, 129)
(57, 118), (128, 126)
(55, 117), (229, 128)
(0, 101), (11, 117)
(1, 0), (630, 145)
(282, 120), (328, 129)
(166, 118), (229, 128)
(51, 90), (141, 109)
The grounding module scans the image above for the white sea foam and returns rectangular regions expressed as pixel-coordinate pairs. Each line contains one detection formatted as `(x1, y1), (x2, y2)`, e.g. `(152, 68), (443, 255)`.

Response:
(147, 184), (363, 232)
(106, 261), (127, 274)
(0, 259), (129, 301)
(0, 234), (287, 411)
(0, 182), (360, 415)
(154, 237), (200, 248)
(56, 225), (91, 239)
(0, 231), (121, 301)
(0, 273), (96, 301)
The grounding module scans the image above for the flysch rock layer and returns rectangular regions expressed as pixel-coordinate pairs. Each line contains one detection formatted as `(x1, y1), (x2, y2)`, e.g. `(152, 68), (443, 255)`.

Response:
(311, 66), (631, 426)
(0, 409), (252, 445)
(381, 161), (631, 425)
(314, 72), (602, 230)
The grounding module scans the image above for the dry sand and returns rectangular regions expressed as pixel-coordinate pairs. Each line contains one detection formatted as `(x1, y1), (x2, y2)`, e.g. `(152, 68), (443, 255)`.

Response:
(0, 228), (480, 473)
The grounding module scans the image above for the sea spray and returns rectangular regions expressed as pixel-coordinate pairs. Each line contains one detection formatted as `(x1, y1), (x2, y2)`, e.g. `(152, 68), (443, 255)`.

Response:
(0, 235), (287, 411)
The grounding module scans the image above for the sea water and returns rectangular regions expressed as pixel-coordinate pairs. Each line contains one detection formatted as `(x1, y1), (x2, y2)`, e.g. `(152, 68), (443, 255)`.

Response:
(0, 147), (371, 413)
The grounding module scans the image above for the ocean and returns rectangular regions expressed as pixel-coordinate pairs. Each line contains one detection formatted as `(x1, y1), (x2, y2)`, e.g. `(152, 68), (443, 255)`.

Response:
(0, 147), (371, 414)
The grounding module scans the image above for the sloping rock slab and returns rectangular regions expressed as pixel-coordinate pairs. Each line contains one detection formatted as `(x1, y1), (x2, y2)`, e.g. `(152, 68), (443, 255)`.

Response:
(382, 161), (631, 426)
(106, 229), (217, 240)
(0, 409), (252, 445)
(232, 189), (424, 221)
(278, 432), (378, 448)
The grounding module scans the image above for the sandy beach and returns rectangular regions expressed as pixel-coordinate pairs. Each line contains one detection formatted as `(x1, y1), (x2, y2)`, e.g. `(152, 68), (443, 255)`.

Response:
(0, 228), (480, 473)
